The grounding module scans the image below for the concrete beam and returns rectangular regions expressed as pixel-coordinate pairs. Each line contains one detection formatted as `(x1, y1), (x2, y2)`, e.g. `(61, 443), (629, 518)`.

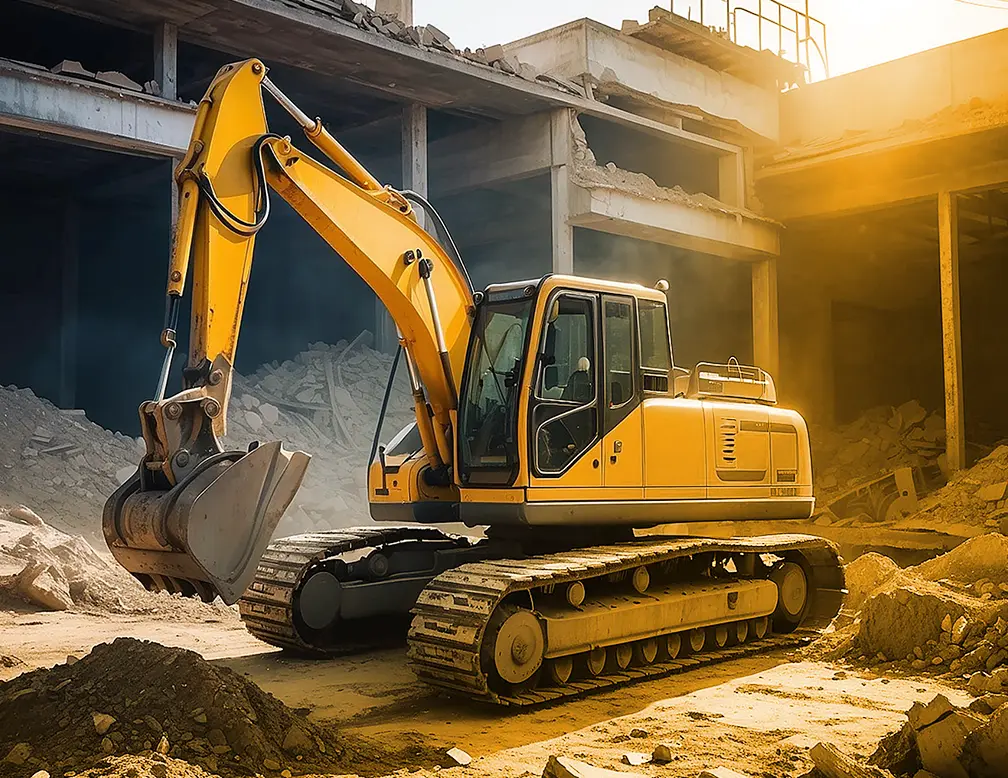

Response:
(550, 109), (574, 274)
(0, 60), (193, 157)
(569, 186), (781, 261)
(938, 191), (965, 471)
(154, 21), (178, 101)
(430, 113), (552, 196)
(757, 125), (1008, 222)
(719, 151), (746, 209)
(505, 20), (780, 141)
(751, 258), (779, 379)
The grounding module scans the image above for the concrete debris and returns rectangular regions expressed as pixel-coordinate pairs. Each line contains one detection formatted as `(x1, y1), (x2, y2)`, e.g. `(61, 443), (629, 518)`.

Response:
(283, 0), (585, 96)
(0, 385), (140, 539)
(698, 769), (752, 778)
(855, 693), (1008, 778)
(0, 638), (359, 777)
(50, 60), (95, 79)
(812, 535), (1008, 679)
(567, 113), (774, 222)
(224, 335), (413, 535)
(911, 446), (1008, 532)
(620, 752), (649, 765)
(0, 517), (232, 618)
(94, 71), (143, 92)
(543, 755), (643, 778)
(447, 747), (472, 766)
(809, 402), (949, 515)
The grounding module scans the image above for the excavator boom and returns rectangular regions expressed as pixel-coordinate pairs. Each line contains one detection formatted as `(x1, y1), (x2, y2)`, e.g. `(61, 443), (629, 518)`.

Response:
(104, 59), (472, 603)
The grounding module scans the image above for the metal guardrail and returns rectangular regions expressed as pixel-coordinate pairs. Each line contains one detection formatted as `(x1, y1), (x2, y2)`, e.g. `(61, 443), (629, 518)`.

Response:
(670, 0), (830, 81)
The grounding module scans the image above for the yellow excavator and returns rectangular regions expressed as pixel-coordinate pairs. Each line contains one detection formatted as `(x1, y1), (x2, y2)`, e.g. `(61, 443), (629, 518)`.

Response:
(103, 59), (844, 705)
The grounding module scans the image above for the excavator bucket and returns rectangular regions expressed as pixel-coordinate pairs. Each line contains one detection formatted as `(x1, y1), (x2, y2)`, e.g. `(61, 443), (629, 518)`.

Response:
(103, 441), (310, 605)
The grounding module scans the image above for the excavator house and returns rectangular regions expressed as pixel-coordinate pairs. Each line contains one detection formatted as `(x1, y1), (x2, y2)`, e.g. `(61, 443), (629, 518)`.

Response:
(103, 59), (845, 705)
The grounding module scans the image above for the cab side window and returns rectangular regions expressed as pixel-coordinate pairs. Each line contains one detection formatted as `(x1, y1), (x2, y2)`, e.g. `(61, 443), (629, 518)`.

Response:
(533, 294), (599, 475)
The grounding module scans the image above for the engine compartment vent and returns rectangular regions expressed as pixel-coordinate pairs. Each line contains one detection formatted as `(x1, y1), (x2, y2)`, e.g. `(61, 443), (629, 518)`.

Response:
(719, 418), (738, 467)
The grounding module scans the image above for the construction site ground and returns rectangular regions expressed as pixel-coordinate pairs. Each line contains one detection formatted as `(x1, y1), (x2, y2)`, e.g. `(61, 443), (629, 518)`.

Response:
(0, 602), (969, 777)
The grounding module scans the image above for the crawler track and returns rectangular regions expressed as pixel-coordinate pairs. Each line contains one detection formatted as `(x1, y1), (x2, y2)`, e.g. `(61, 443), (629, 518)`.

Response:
(407, 534), (844, 705)
(238, 526), (468, 653)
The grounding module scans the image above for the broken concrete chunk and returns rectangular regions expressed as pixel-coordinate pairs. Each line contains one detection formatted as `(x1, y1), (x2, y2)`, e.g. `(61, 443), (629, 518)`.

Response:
(51, 60), (95, 79)
(482, 44), (506, 63)
(698, 768), (752, 778)
(281, 724), (314, 755)
(95, 70), (143, 92)
(915, 707), (985, 778)
(8, 505), (44, 526)
(960, 704), (1008, 776)
(977, 481), (1008, 503)
(447, 747), (472, 766)
(620, 753), (649, 766)
(543, 756), (644, 778)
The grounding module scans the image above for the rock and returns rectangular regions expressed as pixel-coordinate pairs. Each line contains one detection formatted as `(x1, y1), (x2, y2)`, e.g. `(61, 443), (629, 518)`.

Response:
(961, 704), (1008, 776)
(260, 403), (279, 424)
(12, 563), (73, 611)
(115, 465), (135, 485)
(911, 697), (984, 778)
(150, 765), (167, 778)
(628, 728), (648, 738)
(100, 737), (115, 754)
(156, 735), (170, 755)
(651, 744), (675, 763)
(263, 758), (282, 771)
(977, 481), (1008, 503)
(952, 616), (969, 645)
(66, 654), (79, 665)
(281, 772), (292, 778)
(621, 753), (649, 766)
(144, 714), (163, 734)
(447, 747), (472, 766)
(281, 724), (314, 755)
(698, 769), (751, 778)
(543, 756), (644, 778)
(942, 614), (953, 633)
(92, 712), (116, 735)
(30, 771), (50, 778)
(245, 411), (263, 431)
(3, 743), (31, 765)
(9, 505), (44, 526)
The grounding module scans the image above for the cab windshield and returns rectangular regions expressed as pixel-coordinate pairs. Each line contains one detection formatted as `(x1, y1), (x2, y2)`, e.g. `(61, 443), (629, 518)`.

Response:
(458, 295), (534, 485)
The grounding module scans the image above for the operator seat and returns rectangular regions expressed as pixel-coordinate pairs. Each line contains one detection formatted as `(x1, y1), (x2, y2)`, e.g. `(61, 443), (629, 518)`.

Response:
(562, 357), (593, 403)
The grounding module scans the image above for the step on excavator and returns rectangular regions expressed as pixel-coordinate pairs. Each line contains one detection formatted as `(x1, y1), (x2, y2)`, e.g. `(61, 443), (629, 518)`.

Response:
(103, 59), (845, 705)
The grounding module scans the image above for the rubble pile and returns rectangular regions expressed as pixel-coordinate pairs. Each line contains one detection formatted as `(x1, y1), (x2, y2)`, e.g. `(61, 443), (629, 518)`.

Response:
(911, 445), (1008, 532)
(808, 693), (1007, 778)
(0, 386), (140, 538)
(0, 334), (410, 541)
(0, 514), (232, 619)
(819, 536), (1008, 684)
(224, 336), (413, 535)
(808, 400), (947, 505)
(277, 0), (586, 96)
(0, 638), (368, 777)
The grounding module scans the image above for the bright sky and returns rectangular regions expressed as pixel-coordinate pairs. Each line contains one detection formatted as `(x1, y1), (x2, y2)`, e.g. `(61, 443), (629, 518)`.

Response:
(408, 0), (1008, 78)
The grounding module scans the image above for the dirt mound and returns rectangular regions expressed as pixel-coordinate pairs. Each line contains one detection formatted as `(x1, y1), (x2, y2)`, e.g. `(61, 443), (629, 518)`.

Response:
(0, 517), (233, 620)
(0, 638), (381, 777)
(845, 552), (904, 611)
(816, 537), (1008, 680)
(913, 533), (1008, 585)
(70, 754), (219, 778)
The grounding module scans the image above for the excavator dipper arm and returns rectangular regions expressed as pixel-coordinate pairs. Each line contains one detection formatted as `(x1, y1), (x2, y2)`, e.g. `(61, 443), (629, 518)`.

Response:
(103, 59), (473, 604)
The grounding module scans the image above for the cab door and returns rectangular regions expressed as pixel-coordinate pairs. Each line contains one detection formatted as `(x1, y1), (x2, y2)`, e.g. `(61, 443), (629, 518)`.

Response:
(527, 291), (603, 500)
(601, 295), (643, 498)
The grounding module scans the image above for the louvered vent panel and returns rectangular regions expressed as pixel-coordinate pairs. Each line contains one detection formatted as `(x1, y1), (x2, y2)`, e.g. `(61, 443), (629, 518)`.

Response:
(719, 418), (738, 467)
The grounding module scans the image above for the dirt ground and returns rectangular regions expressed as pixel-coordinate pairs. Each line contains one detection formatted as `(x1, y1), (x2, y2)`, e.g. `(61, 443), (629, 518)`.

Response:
(0, 608), (970, 776)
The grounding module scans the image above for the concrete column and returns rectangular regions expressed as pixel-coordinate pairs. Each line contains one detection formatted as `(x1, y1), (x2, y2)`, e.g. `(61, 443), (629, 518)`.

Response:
(375, 0), (413, 24)
(751, 258), (779, 379)
(718, 150), (746, 208)
(550, 109), (574, 274)
(60, 200), (79, 409)
(938, 190), (966, 471)
(376, 103), (427, 353)
(154, 21), (178, 101)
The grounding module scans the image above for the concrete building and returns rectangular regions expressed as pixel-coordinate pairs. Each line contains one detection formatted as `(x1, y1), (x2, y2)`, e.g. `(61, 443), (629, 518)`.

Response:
(1, 0), (1004, 475)
(759, 27), (1008, 470)
(0, 1), (791, 435)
